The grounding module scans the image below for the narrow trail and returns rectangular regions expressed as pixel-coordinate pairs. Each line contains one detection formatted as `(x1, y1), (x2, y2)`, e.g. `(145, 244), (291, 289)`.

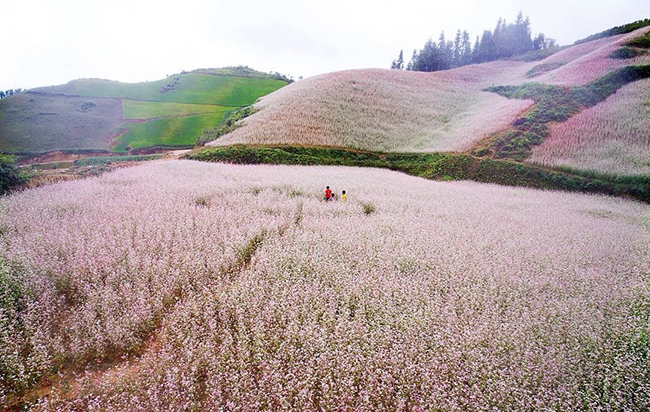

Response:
(14, 200), (306, 410)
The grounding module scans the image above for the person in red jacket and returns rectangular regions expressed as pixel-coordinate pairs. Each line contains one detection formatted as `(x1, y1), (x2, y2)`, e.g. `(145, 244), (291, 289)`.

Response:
(325, 186), (332, 201)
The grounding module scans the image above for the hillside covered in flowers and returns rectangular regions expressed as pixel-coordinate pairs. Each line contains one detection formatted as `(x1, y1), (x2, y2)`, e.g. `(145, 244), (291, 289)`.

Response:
(2, 161), (649, 409)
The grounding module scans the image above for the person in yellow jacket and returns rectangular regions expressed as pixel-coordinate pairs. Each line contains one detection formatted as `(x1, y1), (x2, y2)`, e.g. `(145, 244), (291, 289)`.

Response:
(341, 190), (347, 202)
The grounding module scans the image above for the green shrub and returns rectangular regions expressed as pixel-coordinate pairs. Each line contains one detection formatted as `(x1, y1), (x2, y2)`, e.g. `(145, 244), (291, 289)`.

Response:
(189, 66), (293, 83)
(0, 156), (25, 195)
(526, 62), (566, 77)
(625, 34), (650, 49)
(362, 203), (376, 215)
(574, 19), (650, 45)
(74, 154), (162, 166)
(196, 106), (256, 146)
(195, 196), (210, 208)
(609, 47), (647, 59)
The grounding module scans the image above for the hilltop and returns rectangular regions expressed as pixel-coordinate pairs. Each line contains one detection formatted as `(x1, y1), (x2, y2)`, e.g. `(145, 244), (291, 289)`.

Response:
(206, 27), (649, 154)
(193, 24), (650, 199)
(0, 67), (288, 154)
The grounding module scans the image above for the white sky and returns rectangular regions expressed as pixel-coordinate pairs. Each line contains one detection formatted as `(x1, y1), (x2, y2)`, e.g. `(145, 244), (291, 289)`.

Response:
(1, 0), (649, 90)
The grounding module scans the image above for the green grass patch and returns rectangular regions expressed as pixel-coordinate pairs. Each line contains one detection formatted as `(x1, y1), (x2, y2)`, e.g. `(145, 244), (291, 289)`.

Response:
(609, 47), (648, 59)
(188, 145), (650, 204)
(123, 100), (235, 120)
(574, 19), (650, 45)
(510, 46), (565, 62)
(526, 62), (566, 78)
(36, 74), (287, 107)
(625, 33), (650, 49)
(480, 65), (650, 160)
(74, 154), (162, 166)
(197, 106), (256, 146)
(28, 161), (75, 171)
(115, 112), (227, 152)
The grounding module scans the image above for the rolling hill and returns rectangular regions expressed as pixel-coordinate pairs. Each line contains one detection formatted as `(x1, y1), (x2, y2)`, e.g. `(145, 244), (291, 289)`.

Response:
(4, 19), (650, 411)
(0, 68), (288, 154)
(205, 25), (650, 180)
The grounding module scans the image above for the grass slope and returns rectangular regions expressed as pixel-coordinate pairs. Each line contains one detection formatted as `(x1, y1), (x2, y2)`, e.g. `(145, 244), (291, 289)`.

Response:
(530, 78), (650, 176)
(123, 100), (235, 119)
(0, 93), (122, 153)
(1, 72), (286, 154)
(207, 65), (536, 152)
(34, 74), (287, 107)
(478, 65), (650, 161)
(115, 112), (229, 152)
(205, 28), (650, 155)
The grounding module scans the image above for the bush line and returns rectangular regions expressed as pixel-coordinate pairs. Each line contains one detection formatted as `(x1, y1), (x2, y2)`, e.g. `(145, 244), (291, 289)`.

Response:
(187, 145), (650, 203)
(476, 65), (650, 160)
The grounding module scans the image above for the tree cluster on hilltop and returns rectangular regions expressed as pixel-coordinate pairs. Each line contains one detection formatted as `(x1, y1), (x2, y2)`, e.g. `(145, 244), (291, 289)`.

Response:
(0, 89), (24, 99)
(391, 11), (556, 72)
(187, 66), (296, 83)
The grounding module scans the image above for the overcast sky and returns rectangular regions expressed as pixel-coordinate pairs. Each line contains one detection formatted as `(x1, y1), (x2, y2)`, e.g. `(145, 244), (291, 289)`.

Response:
(1, 0), (649, 90)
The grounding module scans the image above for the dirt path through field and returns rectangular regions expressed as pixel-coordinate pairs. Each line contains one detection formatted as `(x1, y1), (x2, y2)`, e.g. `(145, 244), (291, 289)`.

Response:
(11, 208), (305, 409)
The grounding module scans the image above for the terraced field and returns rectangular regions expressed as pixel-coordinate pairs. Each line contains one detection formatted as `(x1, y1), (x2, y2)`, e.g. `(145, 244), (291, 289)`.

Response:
(0, 71), (288, 154)
(123, 100), (235, 120)
(33, 74), (287, 106)
(116, 111), (232, 151)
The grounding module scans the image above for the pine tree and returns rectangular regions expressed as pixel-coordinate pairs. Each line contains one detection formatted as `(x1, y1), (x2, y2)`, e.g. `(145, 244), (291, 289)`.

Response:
(493, 17), (504, 59)
(415, 38), (443, 72)
(533, 32), (546, 50)
(390, 50), (404, 69)
(521, 16), (533, 52)
(406, 49), (418, 71)
(461, 30), (472, 66)
(437, 32), (453, 70)
(453, 29), (462, 68)
(476, 30), (496, 62)
(472, 35), (480, 63)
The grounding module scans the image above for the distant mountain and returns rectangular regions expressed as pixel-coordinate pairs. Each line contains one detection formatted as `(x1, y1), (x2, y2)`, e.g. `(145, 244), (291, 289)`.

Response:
(0, 67), (288, 154)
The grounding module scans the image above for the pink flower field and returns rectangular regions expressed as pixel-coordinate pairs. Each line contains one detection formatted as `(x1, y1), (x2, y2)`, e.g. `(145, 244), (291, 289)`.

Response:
(204, 28), (650, 157)
(205, 27), (650, 179)
(2, 161), (649, 410)
(209, 65), (534, 152)
(530, 79), (650, 175)
(533, 26), (650, 86)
